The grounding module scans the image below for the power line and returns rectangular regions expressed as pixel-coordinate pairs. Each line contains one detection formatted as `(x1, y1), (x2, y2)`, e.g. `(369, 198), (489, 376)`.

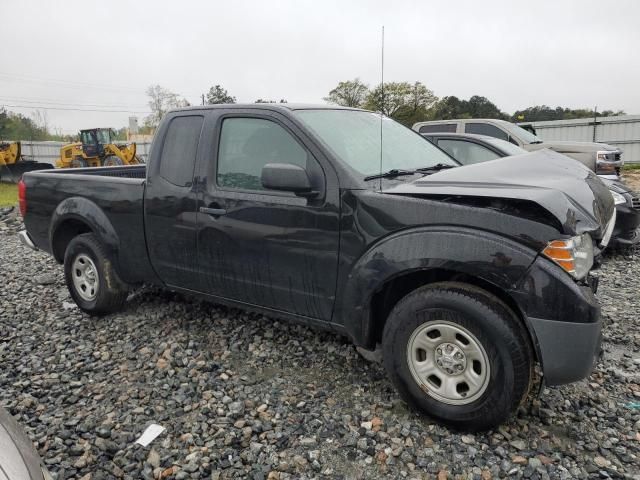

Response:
(0, 72), (203, 98)
(0, 72), (146, 93)
(1, 103), (151, 114)
(0, 96), (148, 109)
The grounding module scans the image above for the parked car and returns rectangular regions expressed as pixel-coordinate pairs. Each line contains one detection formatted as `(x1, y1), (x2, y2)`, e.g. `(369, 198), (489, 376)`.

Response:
(412, 118), (623, 178)
(19, 105), (615, 430)
(0, 407), (52, 480)
(422, 132), (640, 247)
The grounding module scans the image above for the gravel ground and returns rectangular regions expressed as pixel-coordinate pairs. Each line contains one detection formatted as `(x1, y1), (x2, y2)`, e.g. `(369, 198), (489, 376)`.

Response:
(1, 207), (639, 480)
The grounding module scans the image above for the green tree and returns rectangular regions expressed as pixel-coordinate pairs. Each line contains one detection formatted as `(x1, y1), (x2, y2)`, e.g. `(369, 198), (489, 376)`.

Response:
(206, 85), (236, 104)
(324, 78), (370, 108)
(511, 105), (626, 122)
(427, 96), (470, 120)
(145, 85), (189, 128)
(428, 95), (507, 121)
(0, 108), (48, 140)
(365, 82), (437, 125)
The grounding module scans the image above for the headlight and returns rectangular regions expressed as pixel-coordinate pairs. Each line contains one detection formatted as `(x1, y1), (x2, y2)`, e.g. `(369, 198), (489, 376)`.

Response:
(596, 150), (622, 176)
(610, 190), (627, 205)
(542, 233), (594, 280)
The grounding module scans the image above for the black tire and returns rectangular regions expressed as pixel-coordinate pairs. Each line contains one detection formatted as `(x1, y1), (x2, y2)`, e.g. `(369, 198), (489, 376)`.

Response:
(103, 155), (123, 167)
(382, 282), (533, 431)
(71, 157), (89, 168)
(63, 233), (128, 315)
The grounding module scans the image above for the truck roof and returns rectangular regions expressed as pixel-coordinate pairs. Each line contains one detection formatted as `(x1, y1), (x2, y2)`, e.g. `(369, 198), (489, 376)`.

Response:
(170, 103), (363, 114)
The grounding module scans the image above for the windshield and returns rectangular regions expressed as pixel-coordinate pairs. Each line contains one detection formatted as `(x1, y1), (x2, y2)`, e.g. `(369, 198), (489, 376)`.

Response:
(500, 122), (542, 144)
(295, 110), (458, 176)
(96, 129), (111, 144)
(482, 137), (529, 156)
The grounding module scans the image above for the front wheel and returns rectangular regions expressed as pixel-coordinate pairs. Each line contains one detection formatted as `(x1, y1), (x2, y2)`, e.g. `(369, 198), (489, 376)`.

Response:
(64, 233), (128, 315)
(103, 155), (124, 167)
(382, 282), (533, 431)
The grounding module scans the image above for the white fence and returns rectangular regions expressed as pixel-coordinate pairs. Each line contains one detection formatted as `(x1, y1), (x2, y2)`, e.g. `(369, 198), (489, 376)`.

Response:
(12, 141), (152, 165)
(520, 115), (640, 163)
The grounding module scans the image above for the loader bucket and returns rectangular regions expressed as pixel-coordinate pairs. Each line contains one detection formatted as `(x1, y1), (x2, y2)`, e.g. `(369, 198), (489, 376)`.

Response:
(0, 161), (53, 183)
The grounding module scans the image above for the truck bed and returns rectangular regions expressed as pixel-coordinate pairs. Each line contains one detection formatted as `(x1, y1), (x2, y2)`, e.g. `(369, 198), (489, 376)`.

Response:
(36, 164), (147, 179)
(21, 165), (153, 284)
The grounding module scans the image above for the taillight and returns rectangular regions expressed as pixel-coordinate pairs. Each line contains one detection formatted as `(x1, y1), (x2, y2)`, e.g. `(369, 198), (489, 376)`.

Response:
(18, 179), (27, 217)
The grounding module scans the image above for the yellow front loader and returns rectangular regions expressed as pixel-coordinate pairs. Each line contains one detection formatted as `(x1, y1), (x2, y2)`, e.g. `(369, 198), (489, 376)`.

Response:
(56, 128), (140, 169)
(0, 141), (53, 183)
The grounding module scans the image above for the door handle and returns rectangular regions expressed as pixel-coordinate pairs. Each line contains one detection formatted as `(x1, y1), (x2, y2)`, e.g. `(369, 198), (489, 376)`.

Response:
(200, 206), (227, 216)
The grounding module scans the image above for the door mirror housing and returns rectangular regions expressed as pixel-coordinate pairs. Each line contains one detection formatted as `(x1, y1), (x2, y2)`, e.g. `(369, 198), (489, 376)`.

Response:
(261, 163), (316, 196)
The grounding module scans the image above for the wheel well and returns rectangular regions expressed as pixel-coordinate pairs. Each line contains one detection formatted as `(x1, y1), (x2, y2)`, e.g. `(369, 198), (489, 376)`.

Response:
(52, 219), (93, 263)
(369, 269), (527, 346)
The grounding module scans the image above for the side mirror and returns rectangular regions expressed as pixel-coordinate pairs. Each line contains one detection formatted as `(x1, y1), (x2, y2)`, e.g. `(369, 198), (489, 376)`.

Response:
(261, 163), (316, 196)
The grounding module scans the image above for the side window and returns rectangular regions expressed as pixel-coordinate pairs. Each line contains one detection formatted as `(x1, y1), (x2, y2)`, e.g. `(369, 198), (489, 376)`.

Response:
(217, 117), (308, 191)
(464, 122), (509, 141)
(438, 139), (501, 165)
(159, 116), (203, 187)
(418, 123), (457, 134)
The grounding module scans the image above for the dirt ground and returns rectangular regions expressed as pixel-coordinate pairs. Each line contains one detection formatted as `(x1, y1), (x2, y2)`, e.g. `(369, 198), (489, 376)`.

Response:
(623, 170), (640, 192)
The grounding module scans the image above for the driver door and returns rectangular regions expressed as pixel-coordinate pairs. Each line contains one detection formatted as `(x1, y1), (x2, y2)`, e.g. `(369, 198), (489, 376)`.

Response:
(195, 110), (340, 321)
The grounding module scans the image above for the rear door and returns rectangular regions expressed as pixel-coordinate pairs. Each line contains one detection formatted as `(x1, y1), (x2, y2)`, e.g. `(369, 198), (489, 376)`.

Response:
(194, 109), (340, 321)
(144, 113), (204, 290)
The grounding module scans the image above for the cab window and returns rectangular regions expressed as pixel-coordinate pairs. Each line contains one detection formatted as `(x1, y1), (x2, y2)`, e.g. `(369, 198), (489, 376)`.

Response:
(159, 115), (203, 187)
(217, 117), (308, 191)
(464, 123), (509, 141)
(418, 123), (457, 134)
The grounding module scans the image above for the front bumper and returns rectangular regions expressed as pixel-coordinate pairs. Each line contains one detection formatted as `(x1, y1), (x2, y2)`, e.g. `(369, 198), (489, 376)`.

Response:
(528, 314), (602, 385)
(611, 202), (640, 247)
(511, 257), (602, 385)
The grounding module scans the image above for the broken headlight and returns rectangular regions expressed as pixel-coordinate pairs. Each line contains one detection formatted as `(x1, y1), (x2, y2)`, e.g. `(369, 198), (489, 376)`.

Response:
(542, 233), (594, 280)
(610, 189), (626, 206)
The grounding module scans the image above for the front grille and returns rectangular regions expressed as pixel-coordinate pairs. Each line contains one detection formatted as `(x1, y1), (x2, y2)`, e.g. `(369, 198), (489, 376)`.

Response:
(614, 152), (621, 162)
(632, 197), (640, 209)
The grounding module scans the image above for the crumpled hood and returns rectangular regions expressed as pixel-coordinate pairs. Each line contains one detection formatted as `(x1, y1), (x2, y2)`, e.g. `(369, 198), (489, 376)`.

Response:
(384, 149), (615, 238)
(526, 140), (621, 153)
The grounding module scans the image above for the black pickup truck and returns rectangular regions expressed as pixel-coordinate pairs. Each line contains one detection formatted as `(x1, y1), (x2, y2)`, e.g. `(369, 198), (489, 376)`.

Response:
(18, 105), (615, 430)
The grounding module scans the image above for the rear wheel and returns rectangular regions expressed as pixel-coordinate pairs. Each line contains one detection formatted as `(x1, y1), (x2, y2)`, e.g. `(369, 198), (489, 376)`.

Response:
(103, 155), (123, 167)
(64, 233), (128, 315)
(382, 282), (533, 431)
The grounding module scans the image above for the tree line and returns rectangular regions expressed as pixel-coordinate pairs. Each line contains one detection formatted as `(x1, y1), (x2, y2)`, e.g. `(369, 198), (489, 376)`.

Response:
(0, 108), (71, 142)
(0, 81), (627, 142)
(322, 78), (625, 126)
(146, 79), (625, 129)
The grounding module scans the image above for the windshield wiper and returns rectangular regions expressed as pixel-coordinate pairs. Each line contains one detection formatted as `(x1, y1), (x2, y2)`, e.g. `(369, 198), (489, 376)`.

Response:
(415, 163), (457, 173)
(529, 140), (544, 144)
(364, 169), (417, 181)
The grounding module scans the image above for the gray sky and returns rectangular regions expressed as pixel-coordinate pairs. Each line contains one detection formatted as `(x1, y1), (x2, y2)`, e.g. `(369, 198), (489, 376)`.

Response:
(1, 0), (639, 134)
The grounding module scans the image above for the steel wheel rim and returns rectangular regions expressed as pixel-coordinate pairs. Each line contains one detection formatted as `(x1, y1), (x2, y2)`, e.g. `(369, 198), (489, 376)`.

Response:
(72, 254), (99, 301)
(407, 320), (490, 405)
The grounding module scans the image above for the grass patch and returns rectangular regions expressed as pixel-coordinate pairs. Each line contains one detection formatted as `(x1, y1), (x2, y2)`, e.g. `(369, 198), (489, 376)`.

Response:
(622, 163), (640, 171)
(0, 183), (18, 207)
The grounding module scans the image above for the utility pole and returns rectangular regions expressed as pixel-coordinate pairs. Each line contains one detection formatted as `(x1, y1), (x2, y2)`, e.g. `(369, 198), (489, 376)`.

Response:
(593, 105), (598, 142)
(202, 94), (205, 106)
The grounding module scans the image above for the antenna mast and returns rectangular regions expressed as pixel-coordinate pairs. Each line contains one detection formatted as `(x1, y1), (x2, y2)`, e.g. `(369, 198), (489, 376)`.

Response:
(379, 25), (385, 192)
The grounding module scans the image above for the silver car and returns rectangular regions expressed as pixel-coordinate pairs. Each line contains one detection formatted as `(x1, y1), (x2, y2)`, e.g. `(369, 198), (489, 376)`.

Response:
(413, 118), (623, 178)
